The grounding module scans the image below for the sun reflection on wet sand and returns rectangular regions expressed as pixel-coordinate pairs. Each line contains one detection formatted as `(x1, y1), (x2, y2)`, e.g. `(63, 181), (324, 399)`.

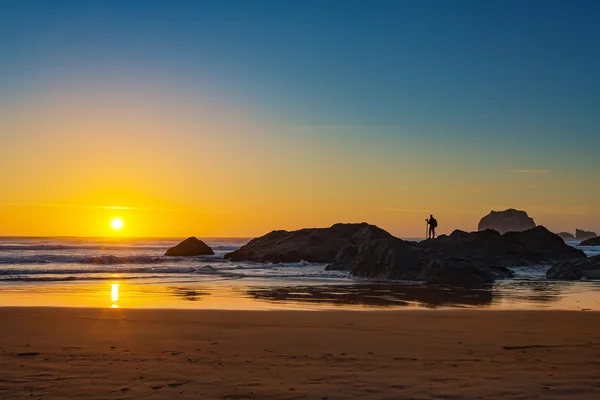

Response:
(111, 283), (119, 308)
(0, 280), (599, 310)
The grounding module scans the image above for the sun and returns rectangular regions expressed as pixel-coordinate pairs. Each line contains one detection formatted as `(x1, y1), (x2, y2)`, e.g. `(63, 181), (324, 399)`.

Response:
(110, 217), (124, 230)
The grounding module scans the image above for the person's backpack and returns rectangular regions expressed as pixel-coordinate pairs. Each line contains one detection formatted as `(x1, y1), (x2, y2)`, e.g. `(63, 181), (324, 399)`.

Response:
(430, 218), (438, 228)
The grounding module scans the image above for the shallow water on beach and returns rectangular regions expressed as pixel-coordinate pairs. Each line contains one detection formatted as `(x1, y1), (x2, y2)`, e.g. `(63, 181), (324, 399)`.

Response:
(0, 237), (599, 311)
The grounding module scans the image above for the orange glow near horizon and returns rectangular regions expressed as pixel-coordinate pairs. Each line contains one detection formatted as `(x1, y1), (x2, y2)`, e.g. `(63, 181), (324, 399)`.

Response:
(1, 77), (599, 238)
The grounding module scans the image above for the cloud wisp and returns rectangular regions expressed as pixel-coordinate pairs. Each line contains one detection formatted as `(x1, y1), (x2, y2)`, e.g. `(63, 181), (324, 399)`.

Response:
(508, 169), (550, 174)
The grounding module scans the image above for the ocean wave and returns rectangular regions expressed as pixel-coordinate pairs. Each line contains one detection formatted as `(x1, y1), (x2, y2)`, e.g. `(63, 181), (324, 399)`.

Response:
(0, 274), (195, 282)
(0, 262), (348, 282)
(509, 265), (549, 279)
(224, 260), (321, 270)
(0, 266), (198, 275)
(578, 246), (600, 257)
(211, 245), (242, 251)
(0, 244), (169, 251)
(0, 254), (226, 265)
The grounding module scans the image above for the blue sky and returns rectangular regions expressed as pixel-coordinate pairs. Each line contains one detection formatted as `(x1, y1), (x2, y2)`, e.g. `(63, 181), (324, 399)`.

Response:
(3, 0), (599, 127)
(6, 1), (596, 166)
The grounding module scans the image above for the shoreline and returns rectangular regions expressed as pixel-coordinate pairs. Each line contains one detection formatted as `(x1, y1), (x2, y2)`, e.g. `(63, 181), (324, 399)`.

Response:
(2, 278), (600, 311)
(1, 307), (599, 399)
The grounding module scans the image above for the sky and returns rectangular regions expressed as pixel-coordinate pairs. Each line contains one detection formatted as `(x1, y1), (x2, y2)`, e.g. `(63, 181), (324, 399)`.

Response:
(1, 0), (599, 238)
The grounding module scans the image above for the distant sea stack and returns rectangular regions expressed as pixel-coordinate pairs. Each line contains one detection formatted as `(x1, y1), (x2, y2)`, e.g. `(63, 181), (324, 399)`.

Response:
(557, 232), (575, 241)
(575, 229), (598, 241)
(580, 236), (600, 246)
(477, 209), (536, 234)
(165, 237), (214, 256)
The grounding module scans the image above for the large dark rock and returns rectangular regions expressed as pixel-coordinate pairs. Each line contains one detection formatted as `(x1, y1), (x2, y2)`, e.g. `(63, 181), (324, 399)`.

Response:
(418, 226), (583, 265)
(547, 255), (600, 280)
(478, 209), (536, 234)
(557, 232), (575, 240)
(224, 222), (393, 263)
(349, 238), (430, 280)
(503, 226), (585, 263)
(350, 226), (584, 281)
(576, 229), (598, 241)
(228, 221), (586, 285)
(165, 237), (214, 257)
(417, 258), (498, 285)
(580, 236), (600, 246)
(326, 245), (358, 271)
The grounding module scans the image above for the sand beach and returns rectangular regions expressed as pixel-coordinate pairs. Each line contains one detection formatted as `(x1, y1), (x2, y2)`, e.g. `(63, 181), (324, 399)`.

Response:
(1, 307), (599, 399)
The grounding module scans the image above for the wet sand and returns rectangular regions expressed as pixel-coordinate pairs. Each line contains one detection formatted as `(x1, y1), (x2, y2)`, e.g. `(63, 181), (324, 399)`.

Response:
(1, 308), (600, 399)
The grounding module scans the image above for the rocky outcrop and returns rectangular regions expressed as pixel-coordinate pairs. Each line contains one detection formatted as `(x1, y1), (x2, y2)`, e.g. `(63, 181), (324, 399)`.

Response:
(576, 229), (598, 241)
(547, 255), (600, 280)
(417, 258), (504, 285)
(478, 209), (536, 234)
(349, 237), (430, 280)
(224, 223), (393, 263)
(165, 237), (214, 257)
(557, 232), (575, 240)
(580, 236), (600, 246)
(350, 226), (584, 281)
(503, 227), (585, 262)
(326, 245), (358, 271)
(226, 221), (586, 284)
(419, 226), (583, 265)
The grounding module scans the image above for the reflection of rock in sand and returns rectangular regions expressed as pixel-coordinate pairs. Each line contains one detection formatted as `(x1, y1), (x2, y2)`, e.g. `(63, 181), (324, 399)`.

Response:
(170, 287), (209, 302)
(245, 284), (493, 308)
(492, 281), (566, 304)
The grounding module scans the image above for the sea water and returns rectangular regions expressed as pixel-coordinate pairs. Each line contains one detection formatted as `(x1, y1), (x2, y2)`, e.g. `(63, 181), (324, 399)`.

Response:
(0, 237), (598, 310)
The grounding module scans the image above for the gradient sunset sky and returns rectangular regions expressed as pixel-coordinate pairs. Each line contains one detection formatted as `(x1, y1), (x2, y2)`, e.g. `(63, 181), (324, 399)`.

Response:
(1, 0), (599, 238)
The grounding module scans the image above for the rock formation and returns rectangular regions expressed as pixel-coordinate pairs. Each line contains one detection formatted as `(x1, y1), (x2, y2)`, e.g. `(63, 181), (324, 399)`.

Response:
(417, 258), (498, 285)
(224, 223), (393, 263)
(225, 221), (586, 284)
(477, 209), (536, 234)
(349, 226), (584, 282)
(576, 229), (598, 241)
(547, 255), (600, 280)
(348, 237), (429, 280)
(580, 236), (600, 246)
(165, 237), (214, 257)
(326, 245), (359, 271)
(557, 232), (575, 240)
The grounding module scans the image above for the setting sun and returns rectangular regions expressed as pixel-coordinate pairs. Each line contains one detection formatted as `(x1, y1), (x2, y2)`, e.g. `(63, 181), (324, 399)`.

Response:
(110, 218), (124, 230)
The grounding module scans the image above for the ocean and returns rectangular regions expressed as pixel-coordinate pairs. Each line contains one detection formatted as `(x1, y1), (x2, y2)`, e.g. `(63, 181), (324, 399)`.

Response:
(0, 237), (599, 310)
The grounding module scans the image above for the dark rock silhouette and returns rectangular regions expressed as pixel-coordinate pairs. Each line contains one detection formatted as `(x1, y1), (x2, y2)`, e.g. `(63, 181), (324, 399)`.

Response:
(580, 236), (600, 246)
(224, 222), (393, 263)
(326, 245), (358, 271)
(349, 237), (428, 280)
(227, 221), (586, 284)
(350, 226), (584, 281)
(547, 255), (600, 280)
(503, 226), (584, 261)
(557, 232), (575, 240)
(576, 229), (598, 241)
(478, 209), (536, 234)
(417, 258), (498, 285)
(165, 237), (214, 257)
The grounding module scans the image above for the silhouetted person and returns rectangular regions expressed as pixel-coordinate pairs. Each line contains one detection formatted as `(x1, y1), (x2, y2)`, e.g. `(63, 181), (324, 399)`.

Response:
(426, 215), (438, 239)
